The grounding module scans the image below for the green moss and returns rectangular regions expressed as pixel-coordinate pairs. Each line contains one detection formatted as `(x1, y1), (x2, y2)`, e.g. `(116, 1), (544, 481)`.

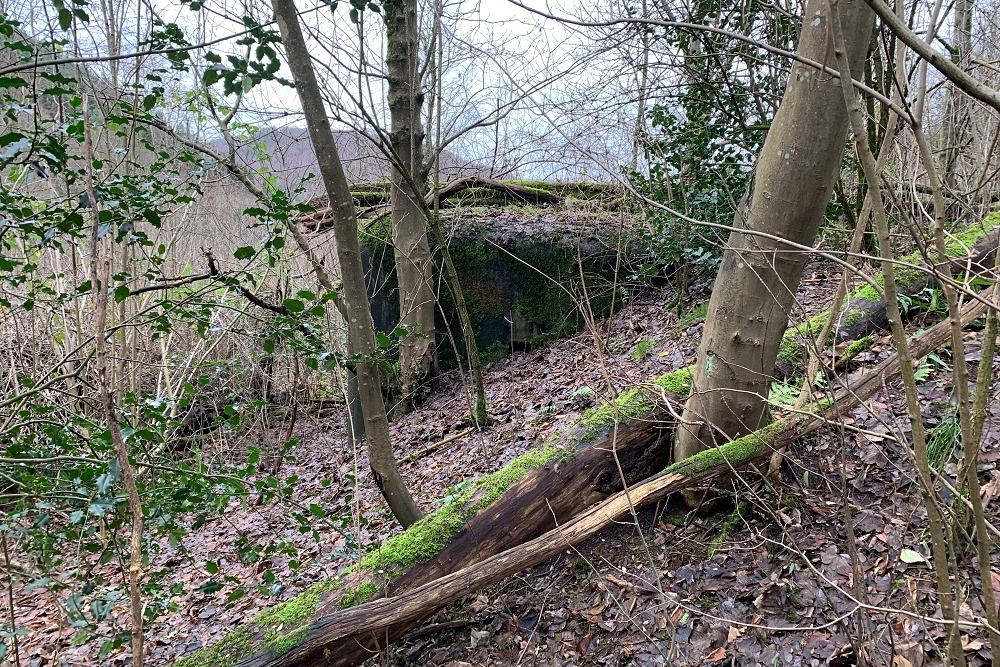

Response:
(264, 626), (309, 657)
(676, 302), (708, 328)
(777, 312), (829, 365)
(851, 282), (882, 302)
(846, 214), (1000, 303)
(577, 367), (694, 441)
(338, 581), (380, 609)
(359, 505), (466, 573)
(665, 421), (786, 477)
(842, 334), (876, 360)
(357, 444), (566, 575)
(475, 444), (566, 505)
(257, 580), (335, 628)
(174, 628), (252, 667)
(706, 501), (748, 557)
(943, 212), (1000, 257)
(654, 366), (694, 396)
(844, 308), (865, 326)
(841, 214), (998, 317)
(358, 213), (392, 250)
(628, 338), (653, 361)
(172, 578), (342, 665)
(580, 387), (657, 438)
(462, 274), (509, 319)
(256, 579), (339, 656)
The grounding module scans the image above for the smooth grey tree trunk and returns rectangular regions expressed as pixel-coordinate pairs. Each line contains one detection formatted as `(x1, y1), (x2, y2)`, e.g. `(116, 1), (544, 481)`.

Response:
(674, 0), (875, 468)
(386, 0), (436, 412)
(271, 0), (423, 527)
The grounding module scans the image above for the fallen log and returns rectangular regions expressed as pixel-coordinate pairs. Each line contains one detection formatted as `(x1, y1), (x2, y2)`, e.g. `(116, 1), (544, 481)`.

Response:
(237, 295), (989, 667)
(173, 367), (693, 667)
(777, 214), (999, 374)
(297, 177), (565, 230)
(174, 220), (998, 667)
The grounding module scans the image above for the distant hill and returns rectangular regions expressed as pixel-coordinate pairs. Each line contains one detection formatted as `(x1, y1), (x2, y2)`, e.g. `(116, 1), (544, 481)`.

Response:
(221, 125), (486, 193)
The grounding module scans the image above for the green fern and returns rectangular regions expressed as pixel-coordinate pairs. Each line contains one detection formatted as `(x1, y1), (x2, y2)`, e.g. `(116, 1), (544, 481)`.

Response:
(927, 411), (960, 470)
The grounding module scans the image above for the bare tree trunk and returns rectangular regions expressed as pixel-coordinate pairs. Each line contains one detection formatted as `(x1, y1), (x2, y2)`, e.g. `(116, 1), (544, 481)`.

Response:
(674, 0), (874, 469)
(942, 0), (973, 196)
(386, 0), (436, 412)
(271, 0), (423, 527)
(630, 0), (650, 173)
(83, 96), (144, 667)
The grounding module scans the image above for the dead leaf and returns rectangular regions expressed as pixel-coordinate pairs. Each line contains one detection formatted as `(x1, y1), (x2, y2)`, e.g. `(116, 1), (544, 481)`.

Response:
(706, 647), (727, 662)
(899, 548), (927, 565)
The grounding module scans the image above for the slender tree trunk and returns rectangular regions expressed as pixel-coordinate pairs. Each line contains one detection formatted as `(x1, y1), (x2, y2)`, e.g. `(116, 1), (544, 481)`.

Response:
(83, 97), (145, 667)
(942, 0), (972, 196)
(674, 0), (874, 468)
(630, 0), (650, 173)
(386, 0), (436, 412)
(271, 0), (423, 527)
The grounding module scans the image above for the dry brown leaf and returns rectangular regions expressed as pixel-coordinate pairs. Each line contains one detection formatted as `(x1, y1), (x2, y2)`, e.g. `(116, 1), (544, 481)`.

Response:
(706, 646), (727, 662)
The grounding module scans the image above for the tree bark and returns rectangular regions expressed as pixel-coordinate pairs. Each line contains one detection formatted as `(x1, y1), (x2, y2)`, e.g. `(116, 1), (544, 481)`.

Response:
(674, 0), (874, 467)
(386, 0), (436, 412)
(271, 0), (423, 527)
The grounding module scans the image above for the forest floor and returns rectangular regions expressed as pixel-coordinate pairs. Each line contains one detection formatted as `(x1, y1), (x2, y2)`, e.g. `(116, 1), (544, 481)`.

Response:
(16, 262), (1000, 666)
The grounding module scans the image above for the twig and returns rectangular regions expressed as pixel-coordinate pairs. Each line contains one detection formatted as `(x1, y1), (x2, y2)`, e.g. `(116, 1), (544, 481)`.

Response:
(404, 427), (474, 463)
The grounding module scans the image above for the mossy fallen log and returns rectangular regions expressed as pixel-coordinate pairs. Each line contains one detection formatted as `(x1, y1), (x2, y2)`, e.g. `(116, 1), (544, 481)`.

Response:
(175, 215), (998, 665)
(172, 366), (693, 667)
(777, 213), (1000, 374)
(175, 256), (970, 666)
(234, 295), (989, 667)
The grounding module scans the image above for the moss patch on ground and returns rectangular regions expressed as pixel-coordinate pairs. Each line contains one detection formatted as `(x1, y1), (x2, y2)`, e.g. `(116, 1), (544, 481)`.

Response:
(629, 338), (653, 361)
(676, 302), (708, 328)
(706, 501), (749, 557)
(676, 301), (708, 329)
